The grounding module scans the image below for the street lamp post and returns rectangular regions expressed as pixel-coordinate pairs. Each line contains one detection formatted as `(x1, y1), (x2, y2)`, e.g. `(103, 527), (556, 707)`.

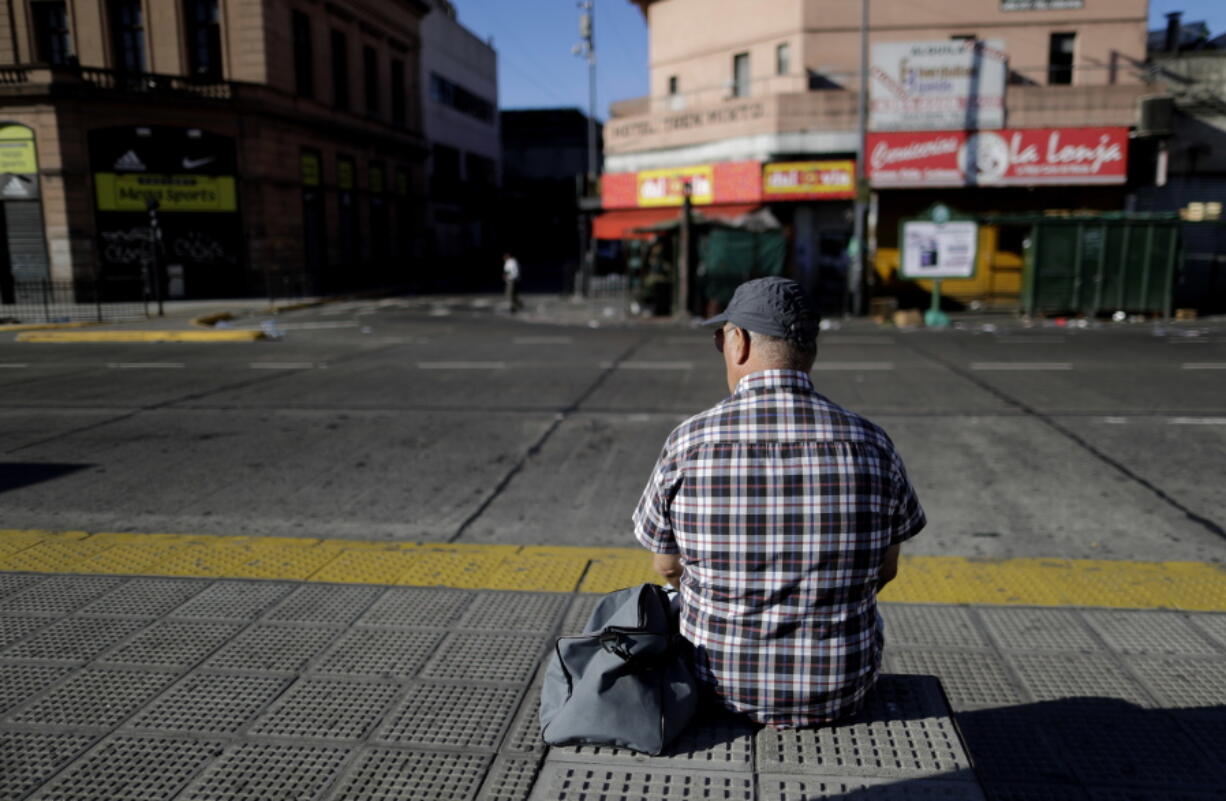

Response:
(849, 0), (869, 318)
(575, 1), (598, 298)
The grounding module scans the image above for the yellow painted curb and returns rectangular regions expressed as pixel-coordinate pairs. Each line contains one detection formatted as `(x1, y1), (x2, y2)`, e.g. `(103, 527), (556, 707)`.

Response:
(16, 329), (266, 343)
(0, 321), (100, 332)
(1, 529), (1223, 611)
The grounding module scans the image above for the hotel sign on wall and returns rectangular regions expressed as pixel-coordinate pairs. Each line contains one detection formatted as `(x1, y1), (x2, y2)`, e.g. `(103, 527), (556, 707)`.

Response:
(870, 40), (1008, 131)
(1001, 0), (1083, 10)
(866, 128), (1128, 188)
(763, 161), (855, 200)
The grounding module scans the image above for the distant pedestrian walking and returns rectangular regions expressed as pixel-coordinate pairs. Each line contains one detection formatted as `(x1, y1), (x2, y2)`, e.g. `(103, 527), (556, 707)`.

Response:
(503, 252), (522, 313)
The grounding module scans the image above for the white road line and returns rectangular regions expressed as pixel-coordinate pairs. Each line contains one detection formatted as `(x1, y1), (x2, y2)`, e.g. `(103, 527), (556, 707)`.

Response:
(1168, 417), (1226, 425)
(107, 362), (185, 369)
(0, 363), (29, 368)
(1101, 417), (1129, 424)
(616, 361), (695, 370)
(813, 362), (895, 371)
(274, 321), (360, 330)
(970, 362), (1074, 371)
(249, 362), (317, 369)
(1181, 363), (1226, 370)
(514, 336), (573, 345)
(417, 361), (507, 370)
(993, 337), (1066, 344)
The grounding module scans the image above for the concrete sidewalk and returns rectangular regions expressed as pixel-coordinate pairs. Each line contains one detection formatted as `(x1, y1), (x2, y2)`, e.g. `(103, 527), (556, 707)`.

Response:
(1, 565), (1223, 800)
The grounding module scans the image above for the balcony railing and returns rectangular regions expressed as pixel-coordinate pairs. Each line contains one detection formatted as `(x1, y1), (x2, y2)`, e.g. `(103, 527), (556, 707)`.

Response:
(77, 67), (233, 100)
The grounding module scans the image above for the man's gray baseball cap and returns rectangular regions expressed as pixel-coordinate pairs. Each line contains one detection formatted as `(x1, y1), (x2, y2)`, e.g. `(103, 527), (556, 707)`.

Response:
(703, 277), (819, 344)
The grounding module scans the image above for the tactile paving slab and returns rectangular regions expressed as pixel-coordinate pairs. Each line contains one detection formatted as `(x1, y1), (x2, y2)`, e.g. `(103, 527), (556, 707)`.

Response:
(7, 667), (178, 729)
(264, 583), (383, 625)
(458, 592), (569, 633)
(0, 613), (52, 648)
(78, 578), (210, 618)
(0, 731), (97, 801)
(2, 616), (148, 663)
(549, 711), (755, 770)
(527, 763), (755, 801)
(28, 734), (220, 800)
(169, 580), (296, 620)
(0, 575), (125, 615)
(479, 755), (543, 801)
(357, 587), (474, 628)
(323, 747), (490, 801)
(202, 624), (342, 674)
(122, 673), (289, 735)
(502, 686), (546, 755)
(978, 608), (1100, 652)
(309, 627), (446, 678)
(886, 649), (1023, 710)
(1080, 611), (1221, 656)
(0, 573), (46, 598)
(1125, 656), (1226, 709)
(177, 742), (353, 801)
(1086, 790), (1226, 801)
(954, 713), (1074, 784)
(98, 620), (243, 669)
(1007, 653), (1154, 706)
(559, 594), (602, 635)
(248, 678), (400, 741)
(1051, 708), (1218, 790)
(761, 774), (986, 800)
(982, 783), (1089, 801)
(374, 681), (522, 750)
(421, 631), (547, 683)
(880, 605), (989, 649)
(755, 718), (972, 779)
(1187, 613), (1226, 648)
(0, 663), (73, 714)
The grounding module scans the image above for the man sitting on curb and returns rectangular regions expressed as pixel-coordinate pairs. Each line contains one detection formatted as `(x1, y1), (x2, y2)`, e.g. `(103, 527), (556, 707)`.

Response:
(633, 277), (926, 728)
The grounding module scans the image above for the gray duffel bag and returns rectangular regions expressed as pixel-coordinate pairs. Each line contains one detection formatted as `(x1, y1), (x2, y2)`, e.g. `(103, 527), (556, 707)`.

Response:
(539, 583), (698, 755)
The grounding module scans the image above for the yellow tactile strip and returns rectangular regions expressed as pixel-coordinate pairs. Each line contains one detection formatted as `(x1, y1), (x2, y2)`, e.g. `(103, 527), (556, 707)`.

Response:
(1, 529), (1223, 610)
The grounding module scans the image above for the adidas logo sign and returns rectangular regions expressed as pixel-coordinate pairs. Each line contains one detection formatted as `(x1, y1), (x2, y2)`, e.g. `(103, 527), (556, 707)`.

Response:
(114, 150), (146, 171)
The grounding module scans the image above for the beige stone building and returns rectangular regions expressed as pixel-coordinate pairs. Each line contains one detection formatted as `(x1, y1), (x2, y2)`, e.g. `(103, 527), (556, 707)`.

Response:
(604, 0), (1159, 310)
(0, 0), (430, 301)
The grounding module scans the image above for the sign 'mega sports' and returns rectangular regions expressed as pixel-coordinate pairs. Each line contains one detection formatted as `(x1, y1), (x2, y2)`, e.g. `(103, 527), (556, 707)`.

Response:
(94, 173), (238, 212)
(866, 127), (1129, 188)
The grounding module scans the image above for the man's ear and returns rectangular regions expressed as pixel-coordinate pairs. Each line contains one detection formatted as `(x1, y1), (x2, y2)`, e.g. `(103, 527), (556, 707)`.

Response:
(734, 327), (752, 365)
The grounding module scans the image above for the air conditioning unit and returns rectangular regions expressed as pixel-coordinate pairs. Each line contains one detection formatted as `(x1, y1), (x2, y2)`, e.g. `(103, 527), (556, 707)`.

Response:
(1137, 95), (1175, 137)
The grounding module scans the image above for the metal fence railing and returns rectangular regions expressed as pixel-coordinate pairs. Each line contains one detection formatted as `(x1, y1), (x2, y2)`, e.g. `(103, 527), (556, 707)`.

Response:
(0, 278), (149, 324)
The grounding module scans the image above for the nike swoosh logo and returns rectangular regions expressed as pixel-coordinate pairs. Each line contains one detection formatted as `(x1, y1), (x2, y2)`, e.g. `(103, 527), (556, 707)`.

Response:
(182, 157), (215, 169)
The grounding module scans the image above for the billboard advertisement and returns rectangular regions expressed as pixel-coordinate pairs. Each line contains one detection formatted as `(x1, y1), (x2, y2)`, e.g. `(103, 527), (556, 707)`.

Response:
(602, 161), (763, 209)
(866, 127), (1129, 188)
(901, 221), (978, 279)
(870, 39), (1007, 131)
(762, 161), (855, 200)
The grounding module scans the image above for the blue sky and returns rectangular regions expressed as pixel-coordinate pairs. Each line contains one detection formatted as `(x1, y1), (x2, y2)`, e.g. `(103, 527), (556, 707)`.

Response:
(453, 0), (1226, 118)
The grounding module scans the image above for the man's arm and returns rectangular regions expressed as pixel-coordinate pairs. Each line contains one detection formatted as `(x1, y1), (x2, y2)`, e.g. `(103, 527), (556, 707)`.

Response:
(653, 553), (683, 588)
(876, 544), (901, 592)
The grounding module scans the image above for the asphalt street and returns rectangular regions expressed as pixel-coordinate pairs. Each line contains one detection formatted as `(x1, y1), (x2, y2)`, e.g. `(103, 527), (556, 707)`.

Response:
(2, 297), (1224, 562)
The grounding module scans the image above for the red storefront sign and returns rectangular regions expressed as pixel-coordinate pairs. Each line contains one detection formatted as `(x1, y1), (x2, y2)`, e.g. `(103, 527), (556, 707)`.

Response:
(602, 161), (762, 209)
(866, 127), (1128, 188)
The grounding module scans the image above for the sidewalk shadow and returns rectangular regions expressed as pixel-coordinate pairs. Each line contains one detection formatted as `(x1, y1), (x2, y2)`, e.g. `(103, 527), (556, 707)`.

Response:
(0, 462), (90, 494)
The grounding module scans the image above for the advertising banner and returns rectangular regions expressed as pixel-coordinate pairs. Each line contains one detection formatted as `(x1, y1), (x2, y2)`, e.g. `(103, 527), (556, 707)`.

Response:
(763, 161), (855, 200)
(94, 173), (238, 212)
(870, 39), (1007, 131)
(867, 127), (1128, 188)
(637, 165), (715, 206)
(603, 161), (763, 209)
(901, 221), (978, 279)
(0, 125), (37, 175)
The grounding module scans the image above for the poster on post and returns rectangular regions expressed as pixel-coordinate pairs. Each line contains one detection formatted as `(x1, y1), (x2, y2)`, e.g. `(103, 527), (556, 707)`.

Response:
(901, 221), (979, 279)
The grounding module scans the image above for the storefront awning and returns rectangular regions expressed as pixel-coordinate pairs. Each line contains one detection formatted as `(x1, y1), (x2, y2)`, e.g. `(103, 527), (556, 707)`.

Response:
(593, 208), (682, 241)
(594, 204), (765, 241)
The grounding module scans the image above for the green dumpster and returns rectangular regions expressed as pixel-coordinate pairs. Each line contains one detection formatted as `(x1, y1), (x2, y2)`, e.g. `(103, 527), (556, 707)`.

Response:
(1021, 216), (1181, 318)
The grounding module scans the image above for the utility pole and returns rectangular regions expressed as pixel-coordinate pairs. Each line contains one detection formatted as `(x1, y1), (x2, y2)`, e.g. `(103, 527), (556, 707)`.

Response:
(574, 1), (598, 298)
(849, 0), (869, 317)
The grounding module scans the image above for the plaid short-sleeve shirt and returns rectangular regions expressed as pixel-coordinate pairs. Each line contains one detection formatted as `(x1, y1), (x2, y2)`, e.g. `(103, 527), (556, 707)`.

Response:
(633, 369), (925, 727)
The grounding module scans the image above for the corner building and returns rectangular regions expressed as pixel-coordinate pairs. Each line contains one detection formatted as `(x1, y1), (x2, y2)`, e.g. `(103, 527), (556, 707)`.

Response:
(604, 0), (1154, 311)
(0, 0), (430, 299)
